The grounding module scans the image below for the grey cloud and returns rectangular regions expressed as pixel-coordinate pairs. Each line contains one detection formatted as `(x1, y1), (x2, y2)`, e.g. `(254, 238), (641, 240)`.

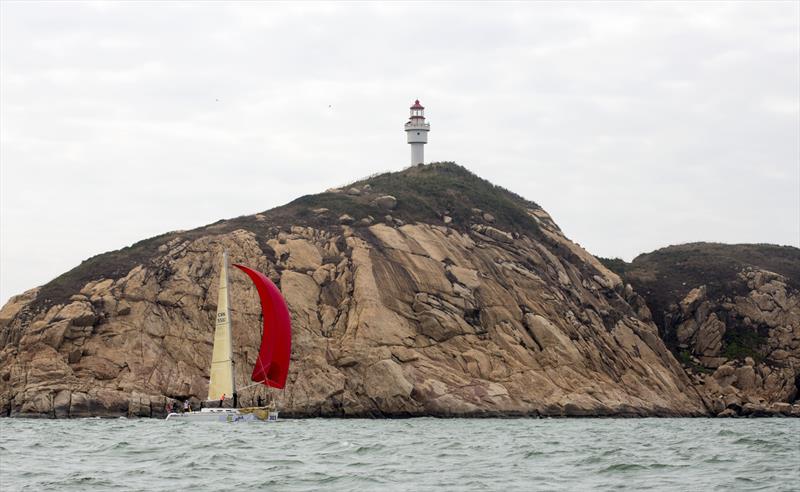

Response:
(1, 1), (798, 303)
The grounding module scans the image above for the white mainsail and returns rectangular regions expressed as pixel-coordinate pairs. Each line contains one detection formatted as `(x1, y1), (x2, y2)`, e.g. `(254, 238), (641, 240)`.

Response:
(207, 251), (235, 401)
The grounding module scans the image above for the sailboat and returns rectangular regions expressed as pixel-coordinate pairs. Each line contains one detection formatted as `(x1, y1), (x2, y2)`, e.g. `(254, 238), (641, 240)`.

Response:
(166, 251), (292, 422)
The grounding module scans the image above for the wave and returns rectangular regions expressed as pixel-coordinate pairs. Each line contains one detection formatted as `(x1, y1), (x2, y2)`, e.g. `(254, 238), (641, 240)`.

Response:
(1, 418), (797, 491)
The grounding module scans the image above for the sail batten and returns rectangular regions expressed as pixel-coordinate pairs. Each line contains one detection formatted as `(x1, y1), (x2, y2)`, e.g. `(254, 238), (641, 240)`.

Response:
(233, 264), (292, 389)
(207, 251), (236, 401)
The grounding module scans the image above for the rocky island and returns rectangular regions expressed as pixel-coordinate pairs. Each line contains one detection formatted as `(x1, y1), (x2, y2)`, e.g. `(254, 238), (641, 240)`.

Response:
(1, 163), (797, 418)
(602, 244), (800, 417)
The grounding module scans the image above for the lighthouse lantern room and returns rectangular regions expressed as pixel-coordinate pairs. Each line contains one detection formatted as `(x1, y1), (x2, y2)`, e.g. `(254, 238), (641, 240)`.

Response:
(404, 99), (430, 165)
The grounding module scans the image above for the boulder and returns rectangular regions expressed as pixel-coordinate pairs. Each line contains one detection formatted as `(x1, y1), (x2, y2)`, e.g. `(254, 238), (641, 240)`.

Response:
(54, 301), (97, 327)
(417, 307), (471, 342)
(741, 402), (773, 417)
(53, 390), (71, 418)
(694, 314), (725, 356)
(69, 392), (92, 417)
(772, 402), (791, 415)
(373, 195), (397, 210)
(470, 224), (513, 243)
(0, 288), (39, 325)
(734, 365), (756, 392)
(698, 356), (728, 369)
(364, 359), (413, 411)
(391, 346), (420, 363)
(709, 397), (726, 414)
(680, 286), (707, 314)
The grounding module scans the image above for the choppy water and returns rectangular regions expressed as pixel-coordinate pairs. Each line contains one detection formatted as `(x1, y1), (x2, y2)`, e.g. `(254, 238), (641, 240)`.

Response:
(1, 418), (798, 491)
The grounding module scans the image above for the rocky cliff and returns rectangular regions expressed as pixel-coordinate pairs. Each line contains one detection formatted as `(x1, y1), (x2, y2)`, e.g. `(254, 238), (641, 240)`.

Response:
(0, 163), (723, 418)
(602, 243), (800, 417)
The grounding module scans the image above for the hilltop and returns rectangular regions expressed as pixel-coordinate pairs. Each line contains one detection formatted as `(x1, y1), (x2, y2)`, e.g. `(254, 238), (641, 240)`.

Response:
(30, 163), (550, 313)
(601, 243), (800, 332)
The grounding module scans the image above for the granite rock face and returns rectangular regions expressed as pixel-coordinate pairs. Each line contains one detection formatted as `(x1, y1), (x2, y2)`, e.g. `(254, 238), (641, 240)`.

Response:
(0, 164), (709, 418)
(0, 227), (705, 418)
(672, 270), (800, 416)
(606, 243), (800, 417)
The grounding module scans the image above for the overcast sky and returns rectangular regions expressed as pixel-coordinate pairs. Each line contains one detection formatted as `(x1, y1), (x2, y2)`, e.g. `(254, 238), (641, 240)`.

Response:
(1, 1), (798, 304)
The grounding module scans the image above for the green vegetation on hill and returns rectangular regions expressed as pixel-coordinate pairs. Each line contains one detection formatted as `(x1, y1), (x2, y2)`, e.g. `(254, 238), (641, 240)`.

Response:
(33, 234), (172, 311)
(267, 162), (541, 234)
(30, 162), (542, 311)
(601, 242), (800, 362)
(355, 162), (540, 230)
(605, 243), (800, 326)
(597, 257), (628, 276)
(721, 325), (766, 363)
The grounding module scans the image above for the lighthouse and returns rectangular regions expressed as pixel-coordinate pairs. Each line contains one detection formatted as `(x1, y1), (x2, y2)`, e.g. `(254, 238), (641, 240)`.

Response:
(405, 99), (430, 165)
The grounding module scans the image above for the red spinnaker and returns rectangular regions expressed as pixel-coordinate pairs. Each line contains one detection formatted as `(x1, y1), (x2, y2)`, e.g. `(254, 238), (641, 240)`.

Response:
(232, 264), (292, 389)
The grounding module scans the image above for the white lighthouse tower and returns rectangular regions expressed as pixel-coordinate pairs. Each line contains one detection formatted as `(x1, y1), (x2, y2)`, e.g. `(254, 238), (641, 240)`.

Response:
(405, 99), (430, 165)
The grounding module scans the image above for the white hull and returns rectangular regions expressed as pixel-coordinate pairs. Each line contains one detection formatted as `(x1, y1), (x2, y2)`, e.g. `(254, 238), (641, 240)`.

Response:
(165, 408), (279, 423)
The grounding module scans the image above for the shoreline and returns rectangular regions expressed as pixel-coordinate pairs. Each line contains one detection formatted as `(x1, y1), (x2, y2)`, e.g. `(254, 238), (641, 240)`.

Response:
(3, 407), (798, 419)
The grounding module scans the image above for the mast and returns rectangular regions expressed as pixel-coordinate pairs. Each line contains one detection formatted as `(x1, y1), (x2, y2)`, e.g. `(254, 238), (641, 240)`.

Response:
(207, 251), (236, 401)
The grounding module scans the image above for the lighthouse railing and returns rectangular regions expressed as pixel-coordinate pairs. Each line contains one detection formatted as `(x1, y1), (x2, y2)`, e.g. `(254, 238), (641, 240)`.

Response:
(404, 121), (430, 129)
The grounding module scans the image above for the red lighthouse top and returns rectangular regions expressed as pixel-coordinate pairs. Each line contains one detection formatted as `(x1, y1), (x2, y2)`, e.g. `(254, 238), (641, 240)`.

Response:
(410, 99), (424, 110)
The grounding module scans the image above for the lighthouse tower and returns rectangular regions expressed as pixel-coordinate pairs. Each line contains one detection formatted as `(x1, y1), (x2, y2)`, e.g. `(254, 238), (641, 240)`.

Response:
(405, 99), (430, 165)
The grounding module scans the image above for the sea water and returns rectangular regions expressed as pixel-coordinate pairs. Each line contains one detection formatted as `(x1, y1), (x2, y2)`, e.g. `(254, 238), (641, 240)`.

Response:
(0, 418), (797, 491)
